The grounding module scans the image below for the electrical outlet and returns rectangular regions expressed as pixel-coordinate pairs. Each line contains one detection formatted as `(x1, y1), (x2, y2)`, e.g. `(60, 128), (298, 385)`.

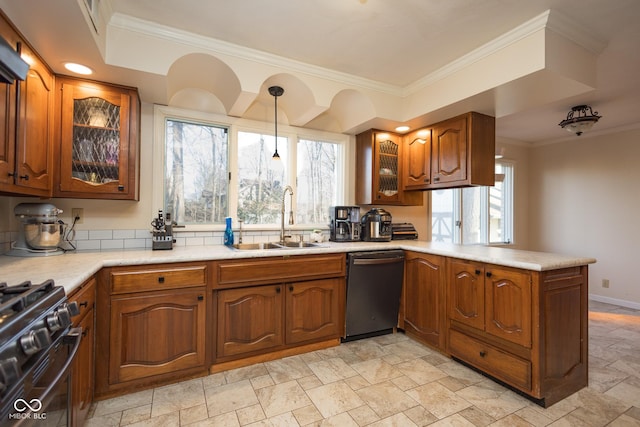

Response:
(72, 208), (84, 224)
(602, 279), (610, 288)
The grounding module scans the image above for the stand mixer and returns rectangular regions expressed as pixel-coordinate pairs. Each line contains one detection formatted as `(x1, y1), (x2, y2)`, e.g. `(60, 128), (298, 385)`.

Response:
(8, 203), (65, 256)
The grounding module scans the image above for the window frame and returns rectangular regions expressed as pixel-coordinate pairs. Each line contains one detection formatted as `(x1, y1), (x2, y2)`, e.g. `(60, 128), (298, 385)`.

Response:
(152, 105), (349, 232)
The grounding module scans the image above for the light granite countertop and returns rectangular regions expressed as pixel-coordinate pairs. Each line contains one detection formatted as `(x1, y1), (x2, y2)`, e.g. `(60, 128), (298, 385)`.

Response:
(0, 241), (596, 295)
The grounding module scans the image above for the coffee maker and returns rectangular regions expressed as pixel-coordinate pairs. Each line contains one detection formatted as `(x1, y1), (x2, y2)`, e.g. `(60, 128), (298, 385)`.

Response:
(360, 207), (393, 241)
(329, 206), (361, 242)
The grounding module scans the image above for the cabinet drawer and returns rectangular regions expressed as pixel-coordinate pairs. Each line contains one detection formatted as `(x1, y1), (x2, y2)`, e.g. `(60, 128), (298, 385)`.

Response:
(449, 329), (531, 391)
(69, 277), (96, 324)
(216, 254), (345, 288)
(111, 264), (207, 294)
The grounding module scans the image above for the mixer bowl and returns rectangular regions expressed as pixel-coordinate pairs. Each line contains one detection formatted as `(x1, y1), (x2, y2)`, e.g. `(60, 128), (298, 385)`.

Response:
(23, 223), (62, 250)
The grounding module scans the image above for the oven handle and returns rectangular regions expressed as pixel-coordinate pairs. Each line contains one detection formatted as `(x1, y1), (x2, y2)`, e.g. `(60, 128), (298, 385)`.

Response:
(352, 257), (404, 266)
(35, 327), (82, 407)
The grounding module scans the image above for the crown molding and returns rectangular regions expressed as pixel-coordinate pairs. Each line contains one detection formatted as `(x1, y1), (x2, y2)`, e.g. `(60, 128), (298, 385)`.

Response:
(108, 12), (404, 96)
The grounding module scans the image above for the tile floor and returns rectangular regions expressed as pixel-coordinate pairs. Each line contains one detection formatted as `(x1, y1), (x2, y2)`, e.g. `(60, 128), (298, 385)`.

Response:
(86, 301), (640, 426)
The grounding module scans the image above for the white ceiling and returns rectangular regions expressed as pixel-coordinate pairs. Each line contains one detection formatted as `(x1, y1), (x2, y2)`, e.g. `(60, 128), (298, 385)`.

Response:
(2, 0), (640, 143)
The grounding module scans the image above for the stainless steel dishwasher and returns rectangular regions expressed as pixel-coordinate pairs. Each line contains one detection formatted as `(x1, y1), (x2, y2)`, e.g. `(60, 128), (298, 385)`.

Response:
(343, 250), (405, 341)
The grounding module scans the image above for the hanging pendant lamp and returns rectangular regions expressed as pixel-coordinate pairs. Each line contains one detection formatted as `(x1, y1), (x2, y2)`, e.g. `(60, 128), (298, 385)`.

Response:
(269, 85), (284, 159)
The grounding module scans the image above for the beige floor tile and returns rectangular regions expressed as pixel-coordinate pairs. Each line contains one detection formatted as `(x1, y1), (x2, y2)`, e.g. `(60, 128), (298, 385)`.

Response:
(306, 381), (365, 418)
(608, 414), (640, 426)
(307, 357), (358, 384)
(265, 355), (314, 384)
(488, 414), (534, 426)
(356, 382), (418, 418)
(406, 382), (472, 419)
(514, 406), (555, 427)
(396, 358), (448, 385)
(349, 404), (381, 425)
(244, 411), (298, 426)
(205, 379), (259, 417)
(367, 412), (419, 427)
(224, 363), (269, 384)
(428, 413), (476, 426)
(179, 403), (209, 425)
(92, 389), (154, 417)
(125, 411), (180, 427)
(250, 374), (275, 390)
(151, 377), (205, 418)
(455, 383), (528, 419)
(255, 380), (312, 418)
(296, 374), (323, 391)
(84, 412), (122, 427)
(403, 405), (438, 426)
(236, 403), (265, 425)
(457, 406), (495, 426)
(351, 358), (403, 384)
(315, 412), (360, 427)
(120, 404), (151, 426)
(292, 404), (323, 425)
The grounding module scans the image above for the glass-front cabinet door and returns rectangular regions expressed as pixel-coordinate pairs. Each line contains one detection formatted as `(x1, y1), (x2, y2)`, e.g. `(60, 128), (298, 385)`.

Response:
(56, 77), (139, 200)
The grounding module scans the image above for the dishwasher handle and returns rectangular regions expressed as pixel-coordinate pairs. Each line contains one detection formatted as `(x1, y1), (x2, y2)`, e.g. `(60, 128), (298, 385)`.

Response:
(352, 257), (404, 266)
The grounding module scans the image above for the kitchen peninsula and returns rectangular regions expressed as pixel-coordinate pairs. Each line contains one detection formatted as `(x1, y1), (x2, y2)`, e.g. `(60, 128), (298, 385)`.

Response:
(0, 241), (595, 409)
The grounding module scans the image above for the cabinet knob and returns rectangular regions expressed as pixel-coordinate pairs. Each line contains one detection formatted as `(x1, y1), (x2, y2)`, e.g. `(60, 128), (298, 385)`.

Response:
(479, 350), (487, 358)
(7, 172), (15, 177)
(486, 272), (493, 278)
(433, 177), (440, 182)
(275, 286), (281, 293)
(424, 178), (430, 183)
(158, 276), (165, 283)
(118, 185), (125, 191)
(197, 295), (204, 301)
(475, 269), (481, 275)
(289, 285), (294, 292)
(79, 301), (88, 308)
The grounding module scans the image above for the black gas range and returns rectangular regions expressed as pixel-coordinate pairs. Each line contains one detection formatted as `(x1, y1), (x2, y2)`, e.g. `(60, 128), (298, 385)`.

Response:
(0, 280), (81, 426)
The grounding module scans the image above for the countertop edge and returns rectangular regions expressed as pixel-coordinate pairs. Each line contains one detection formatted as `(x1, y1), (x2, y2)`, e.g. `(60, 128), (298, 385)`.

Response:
(0, 241), (596, 295)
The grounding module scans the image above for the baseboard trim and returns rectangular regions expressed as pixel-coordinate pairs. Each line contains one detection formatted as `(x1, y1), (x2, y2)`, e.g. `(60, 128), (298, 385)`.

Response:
(589, 294), (640, 310)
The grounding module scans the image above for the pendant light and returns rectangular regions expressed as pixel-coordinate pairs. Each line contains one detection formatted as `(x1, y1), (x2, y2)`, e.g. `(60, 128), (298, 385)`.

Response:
(559, 105), (602, 136)
(268, 85), (284, 159)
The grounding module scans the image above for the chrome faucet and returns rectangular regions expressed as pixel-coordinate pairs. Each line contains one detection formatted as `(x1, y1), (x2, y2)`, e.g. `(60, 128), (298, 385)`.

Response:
(280, 185), (294, 244)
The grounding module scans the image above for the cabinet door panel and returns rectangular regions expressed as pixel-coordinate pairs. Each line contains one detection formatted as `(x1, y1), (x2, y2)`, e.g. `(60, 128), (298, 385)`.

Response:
(0, 83), (16, 186)
(216, 286), (283, 357)
(448, 259), (484, 330)
(286, 278), (343, 345)
(404, 252), (445, 349)
(484, 267), (532, 348)
(72, 309), (94, 427)
(110, 289), (206, 383)
(432, 116), (467, 185)
(404, 131), (432, 189)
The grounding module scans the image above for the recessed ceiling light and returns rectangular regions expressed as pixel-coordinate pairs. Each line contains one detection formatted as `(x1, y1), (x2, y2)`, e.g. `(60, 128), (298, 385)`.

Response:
(395, 126), (410, 132)
(64, 62), (93, 75)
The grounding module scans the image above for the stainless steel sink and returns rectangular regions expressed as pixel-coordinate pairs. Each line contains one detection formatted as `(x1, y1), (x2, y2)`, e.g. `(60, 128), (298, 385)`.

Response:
(229, 241), (321, 250)
(230, 242), (282, 250)
(277, 241), (321, 249)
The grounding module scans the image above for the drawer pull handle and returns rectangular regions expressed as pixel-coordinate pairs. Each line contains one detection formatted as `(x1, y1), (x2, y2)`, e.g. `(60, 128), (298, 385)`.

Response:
(479, 350), (487, 358)
(197, 295), (204, 301)
(158, 276), (165, 283)
(79, 301), (88, 308)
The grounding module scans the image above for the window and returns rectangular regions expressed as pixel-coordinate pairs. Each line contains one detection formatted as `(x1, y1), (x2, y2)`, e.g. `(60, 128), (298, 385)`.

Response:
(154, 106), (347, 229)
(164, 119), (229, 225)
(431, 161), (514, 244)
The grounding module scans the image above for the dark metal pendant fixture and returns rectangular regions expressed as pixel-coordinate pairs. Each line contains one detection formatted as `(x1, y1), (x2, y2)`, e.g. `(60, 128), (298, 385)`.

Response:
(269, 85), (284, 159)
(559, 105), (602, 136)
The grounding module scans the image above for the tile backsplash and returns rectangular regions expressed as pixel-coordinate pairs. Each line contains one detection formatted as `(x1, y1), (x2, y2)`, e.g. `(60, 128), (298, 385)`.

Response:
(1, 228), (327, 254)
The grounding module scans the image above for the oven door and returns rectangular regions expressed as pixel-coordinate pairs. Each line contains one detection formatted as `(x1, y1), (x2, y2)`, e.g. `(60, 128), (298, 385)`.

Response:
(8, 327), (81, 427)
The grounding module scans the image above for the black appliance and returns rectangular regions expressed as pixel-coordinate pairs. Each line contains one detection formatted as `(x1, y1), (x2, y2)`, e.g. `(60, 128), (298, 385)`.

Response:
(329, 206), (361, 242)
(391, 223), (418, 240)
(343, 250), (405, 341)
(360, 208), (392, 242)
(0, 280), (81, 426)
(151, 210), (176, 250)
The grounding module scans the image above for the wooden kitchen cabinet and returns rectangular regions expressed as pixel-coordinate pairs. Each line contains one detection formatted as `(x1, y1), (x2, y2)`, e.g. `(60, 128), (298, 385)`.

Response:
(356, 129), (422, 206)
(403, 112), (495, 191)
(401, 251), (446, 351)
(95, 262), (209, 398)
(0, 14), (54, 197)
(217, 284), (284, 357)
(214, 254), (345, 362)
(54, 76), (140, 200)
(69, 276), (96, 427)
(446, 258), (588, 406)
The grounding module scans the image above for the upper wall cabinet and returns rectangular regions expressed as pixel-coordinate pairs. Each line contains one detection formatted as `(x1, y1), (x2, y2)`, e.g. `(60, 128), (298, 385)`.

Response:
(355, 129), (422, 206)
(54, 76), (140, 200)
(0, 16), (54, 197)
(403, 112), (495, 191)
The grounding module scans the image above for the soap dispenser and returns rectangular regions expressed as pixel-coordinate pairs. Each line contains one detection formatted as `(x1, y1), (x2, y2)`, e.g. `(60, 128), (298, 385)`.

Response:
(224, 217), (234, 246)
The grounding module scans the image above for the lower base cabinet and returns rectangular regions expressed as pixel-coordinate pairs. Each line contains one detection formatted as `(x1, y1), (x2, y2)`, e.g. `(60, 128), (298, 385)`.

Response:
(95, 263), (209, 398)
(216, 278), (344, 359)
(69, 277), (96, 427)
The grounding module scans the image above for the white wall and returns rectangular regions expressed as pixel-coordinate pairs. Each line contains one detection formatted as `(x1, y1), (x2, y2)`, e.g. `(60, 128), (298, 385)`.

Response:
(528, 128), (640, 307)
